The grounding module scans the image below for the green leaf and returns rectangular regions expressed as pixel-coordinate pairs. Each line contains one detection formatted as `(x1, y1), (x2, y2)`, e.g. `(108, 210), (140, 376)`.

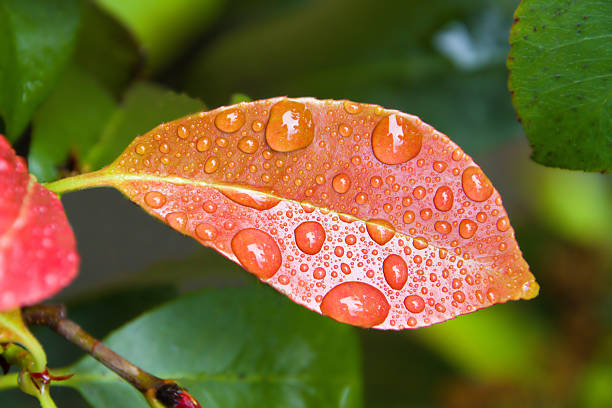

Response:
(64, 285), (362, 408)
(28, 66), (116, 181)
(83, 82), (206, 171)
(93, 0), (225, 70)
(72, 0), (143, 95)
(0, 0), (81, 140)
(508, 0), (612, 172)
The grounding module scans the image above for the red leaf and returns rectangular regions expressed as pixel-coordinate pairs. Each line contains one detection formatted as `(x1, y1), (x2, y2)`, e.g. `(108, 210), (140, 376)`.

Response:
(89, 98), (538, 329)
(0, 135), (79, 311)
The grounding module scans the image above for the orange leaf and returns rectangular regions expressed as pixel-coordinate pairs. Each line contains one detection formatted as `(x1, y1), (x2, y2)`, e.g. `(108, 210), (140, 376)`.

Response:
(0, 135), (79, 311)
(60, 98), (538, 329)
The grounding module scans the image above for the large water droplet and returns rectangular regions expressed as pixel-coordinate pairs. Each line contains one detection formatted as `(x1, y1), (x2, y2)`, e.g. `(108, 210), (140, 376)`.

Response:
(166, 212), (188, 230)
(371, 114), (422, 165)
(404, 295), (425, 313)
(215, 108), (246, 133)
(433, 186), (454, 212)
(366, 219), (395, 245)
(294, 221), (326, 255)
(320, 282), (390, 328)
(459, 219), (478, 239)
(332, 173), (351, 194)
(462, 166), (493, 202)
(265, 99), (314, 152)
(144, 191), (166, 209)
(383, 254), (408, 290)
(217, 184), (280, 210)
(195, 223), (217, 241)
(231, 228), (282, 279)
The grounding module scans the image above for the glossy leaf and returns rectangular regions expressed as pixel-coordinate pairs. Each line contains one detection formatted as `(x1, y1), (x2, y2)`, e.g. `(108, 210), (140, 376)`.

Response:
(64, 285), (362, 408)
(0, 135), (79, 311)
(0, 0), (81, 140)
(56, 98), (538, 329)
(508, 0), (612, 172)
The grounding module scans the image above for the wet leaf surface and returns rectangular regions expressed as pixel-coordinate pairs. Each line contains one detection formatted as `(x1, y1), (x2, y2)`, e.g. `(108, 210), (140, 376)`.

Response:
(72, 98), (538, 329)
(0, 135), (79, 311)
(508, 0), (612, 171)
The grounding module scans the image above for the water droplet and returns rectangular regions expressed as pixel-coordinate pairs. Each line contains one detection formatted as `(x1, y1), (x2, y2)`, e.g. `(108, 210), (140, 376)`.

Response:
(177, 125), (189, 139)
(195, 223), (217, 241)
(334, 246), (345, 257)
(496, 216), (510, 232)
(383, 254), (408, 290)
(366, 219), (395, 245)
(343, 100), (362, 114)
(453, 291), (466, 303)
(203, 201), (217, 213)
(433, 161), (447, 173)
(433, 186), (454, 211)
(341, 263), (351, 275)
(231, 228), (282, 279)
(403, 211), (415, 224)
(434, 221), (451, 234)
(476, 212), (487, 223)
(345, 234), (357, 245)
(320, 282), (390, 328)
(370, 176), (383, 188)
(462, 166), (493, 202)
(413, 186), (426, 200)
(265, 100), (314, 152)
(459, 219), (478, 239)
(294, 221), (326, 255)
(332, 173), (351, 194)
(238, 136), (259, 154)
(413, 237), (428, 250)
(215, 108), (246, 133)
(404, 295), (425, 313)
(196, 137), (211, 152)
(355, 193), (368, 205)
(159, 143), (170, 153)
(204, 156), (219, 173)
(144, 191), (166, 209)
(135, 144), (147, 155)
(252, 120), (264, 132)
(217, 185), (280, 210)
(166, 212), (188, 230)
(452, 148), (463, 161)
(339, 124), (352, 137)
(371, 114), (422, 165)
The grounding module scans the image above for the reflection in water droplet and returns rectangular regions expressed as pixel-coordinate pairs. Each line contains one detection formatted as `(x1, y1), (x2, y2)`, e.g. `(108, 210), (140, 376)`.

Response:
(231, 228), (282, 279)
(320, 282), (390, 328)
(332, 173), (351, 194)
(144, 191), (166, 209)
(265, 100), (314, 152)
(294, 221), (326, 255)
(217, 185), (280, 210)
(383, 254), (408, 290)
(459, 219), (478, 239)
(366, 219), (395, 245)
(195, 223), (217, 241)
(433, 186), (454, 211)
(371, 114), (422, 165)
(462, 166), (493, 202)
(404, 295), (425, 313)
(215, 108), (246, 133)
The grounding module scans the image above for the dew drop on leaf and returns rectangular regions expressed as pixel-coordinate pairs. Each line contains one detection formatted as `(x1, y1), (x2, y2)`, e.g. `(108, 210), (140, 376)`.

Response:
(462, 166), (494, 202)
(214, 108), (245, 133)
(294, 221), (326, 255)
(265, 99), (314, 152)
(371, 114), (422, 165)
(433, 186), (454, 212)
(366, 219), (395, 245)
(231, 228), (281, 279)
(403, 295), (425, 314)
(383, 254), (408, 290)
(320, 281), (390, 328)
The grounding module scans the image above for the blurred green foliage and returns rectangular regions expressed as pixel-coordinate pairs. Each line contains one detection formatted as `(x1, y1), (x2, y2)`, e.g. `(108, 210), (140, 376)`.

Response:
(0, 0), (611, 407)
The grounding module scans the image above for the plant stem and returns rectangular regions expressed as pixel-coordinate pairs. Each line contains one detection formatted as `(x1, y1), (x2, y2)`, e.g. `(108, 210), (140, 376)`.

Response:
(42, 169), (115, 195)
(21, 305), (162, 393)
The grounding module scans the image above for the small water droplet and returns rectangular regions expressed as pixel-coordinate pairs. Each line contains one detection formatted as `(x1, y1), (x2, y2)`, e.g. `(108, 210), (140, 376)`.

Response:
(332, 173), (351, 194)
(433, 161), (447, 173)
(135, 144), (147, 155)
(144, 191), (166, 209)
(266, 99), (314, 152)
(433, 186), (454, 211)
(215, 108), (246, 133)
(403, 211), (415, 224)
(355, 192), (368, 205)
(413, 186), (426, 200)
(383, 254), (408, 290)
(434, 221), (451, 234)
(459, 219), (478, 239)
(203, 201), (217, 213)
(341, 263), (351, 275)
(177, 125), (189, 139)
(339, 124), (352, 137)
(343, 100), (362, 114)
(252, 120), (264, 132)
(159, 143), (170, 153)
(496, 216), (510, 232)
(366, 219), (395, 245)
(371, 114), (422, 165)
(195, 223), (217, 241)
(294, 221), (326, 255)
(320, 282), (390, 328)
(404, 295), (425, 313)
(231, 229), (281, 279)
(196, 137), (211, 152)
(462, 166), (493, 202)
(204, 156), (219, 173)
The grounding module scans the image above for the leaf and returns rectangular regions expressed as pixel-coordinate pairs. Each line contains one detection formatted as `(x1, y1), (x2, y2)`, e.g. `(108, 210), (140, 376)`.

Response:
(508, 0), (612, 172)
(0, 0), (81, 140)
(93, 0), (225, 70)
(82, 82), (206, 172)
(0, 135), (79, 311)
(64, 285), (362, 408)
(51, 98), (538, 330)
(28, 66), (116, 182)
